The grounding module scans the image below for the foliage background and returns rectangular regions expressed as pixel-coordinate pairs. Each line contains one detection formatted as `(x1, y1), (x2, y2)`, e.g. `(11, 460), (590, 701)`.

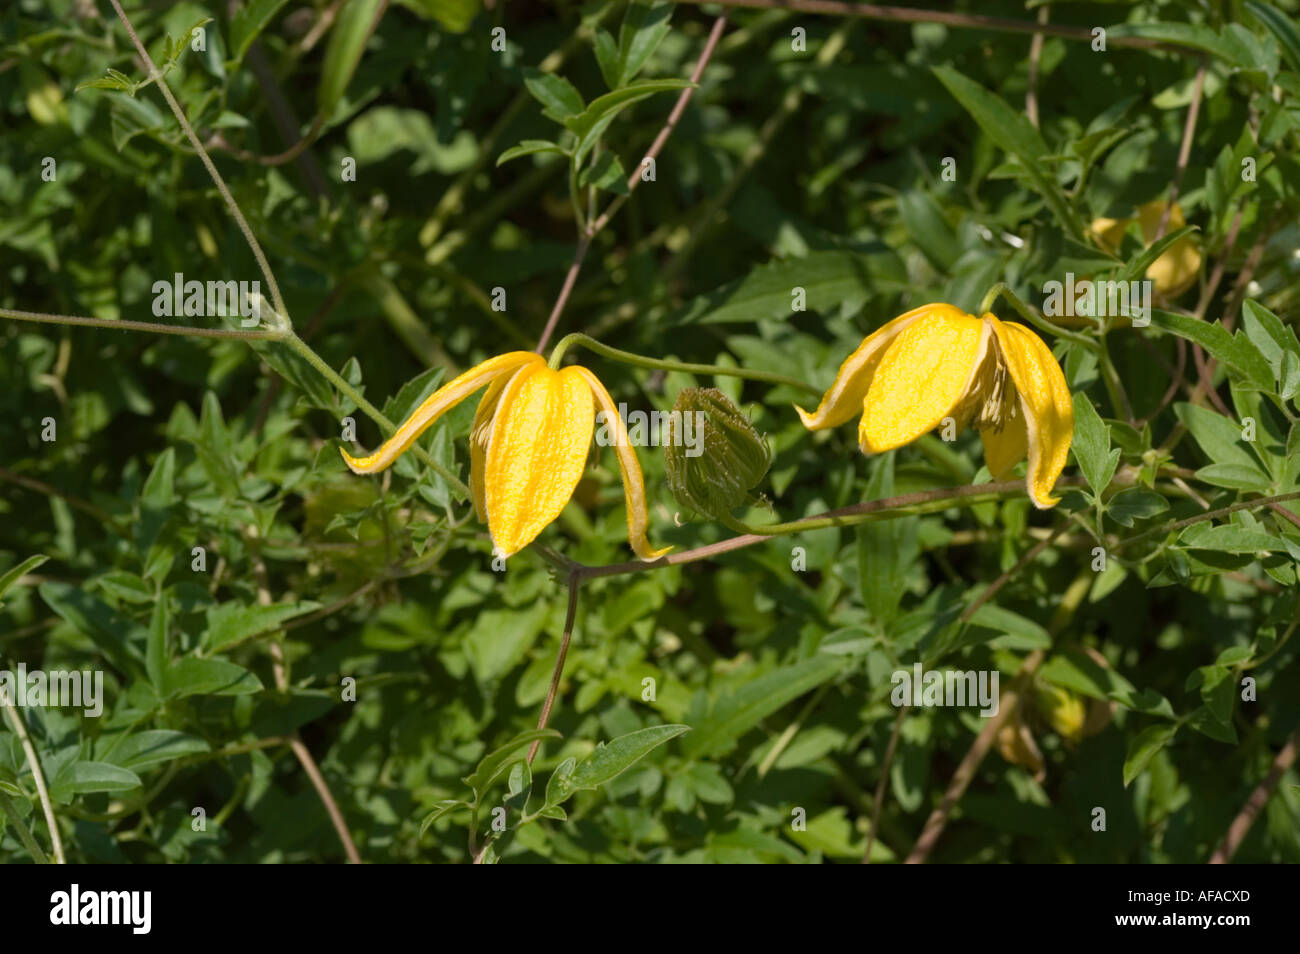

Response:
(1, 0), (1299, 863)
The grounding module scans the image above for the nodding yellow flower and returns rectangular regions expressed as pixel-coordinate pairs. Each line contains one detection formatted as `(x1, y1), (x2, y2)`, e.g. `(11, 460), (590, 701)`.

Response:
(796, 304), (1074, 508)
(1089, 200), (1202, 297)
(341, 352), (670, 561)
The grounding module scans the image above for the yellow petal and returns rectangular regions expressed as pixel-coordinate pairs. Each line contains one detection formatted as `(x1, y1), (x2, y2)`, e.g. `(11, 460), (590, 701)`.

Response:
(340, 351), (542, 474)
(1136, 202), (1201, 297)
(1087, 216), (1130, 255)
(980, 413), (1029, 480)
(574, 367), (672, 561)
(986, 318), (1074, 508)
(484, 364), (594, 557)
(858, 307), (987, 453)
(795, 304), (947, 430)
(469, 370), (518, 524)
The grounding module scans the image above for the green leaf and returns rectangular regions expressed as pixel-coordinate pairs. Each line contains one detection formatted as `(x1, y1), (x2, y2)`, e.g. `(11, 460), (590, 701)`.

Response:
(668, 249), (904, 326)
(228, 0), (290, 65)
(548, 724), (689, 803)
(318, 0), (386, 120)
(522, 69), (585, 123)
(563, 78), (693, 150)
(50, 762), (142, 801)
(1241, 299), (1300, 383)
(463, 728), (561, 797)
(683, 656), (843, 758)
(614, 0), (673, 87)
(99, 730), (210, 770)
(932, 65), (1082, 235)
(1071, 395), (1120, 494)
(146, 596), (169, 689)
(1174, 402), (1264, 470)
(1116, 224), (1197, 285)
(203, 600), (321, 653)
(578, 151), (629, 194)
(395, 0), (480, 32)
(0, 555), (48, 607)
(419, 799), (471, 835)
(898, 190), (960, 272)
(162, 658), (263, 698)
(1151, 311), (1273, 390)
(39, 582), (146, 677)
(594, 28), (620, 89)
(964, 604), (1052, 650)
(1247, 2), (1300, 74)
(1107, 489), (1169, 527)
(497, 139), (569, 167)
(1178, 524), (1287, 554)
(856, 455), (918, 629)
(1195, 463), (1274, 492)
(1123, 724), (1178, 787)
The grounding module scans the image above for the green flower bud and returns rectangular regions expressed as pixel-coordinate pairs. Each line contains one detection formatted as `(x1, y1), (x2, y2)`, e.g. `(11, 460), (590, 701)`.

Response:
(664, 387), (771, 520)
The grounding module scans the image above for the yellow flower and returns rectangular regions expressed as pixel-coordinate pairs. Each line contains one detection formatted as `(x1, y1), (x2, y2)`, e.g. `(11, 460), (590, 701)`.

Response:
(341, 352), (670, 560)
(1089, 200), (1202, 297)
(796, 304), (1074, 508)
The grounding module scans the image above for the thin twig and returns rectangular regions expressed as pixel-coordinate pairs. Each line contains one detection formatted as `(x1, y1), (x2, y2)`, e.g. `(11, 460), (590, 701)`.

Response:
(107, 0), (288, 318)
(251, 546), (362, 864)
(1209, 726), (1300, 863)
(1, 690), (65, 863)
(669, 0), (1191, 52)
(534, 15), (729, 352)
(527, 571), (583, 765)
(1025, 7), (1048, 128)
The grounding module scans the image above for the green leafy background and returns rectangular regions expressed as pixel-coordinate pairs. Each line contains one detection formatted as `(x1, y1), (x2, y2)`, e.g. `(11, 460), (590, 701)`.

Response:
(1, 0), (1299, 863)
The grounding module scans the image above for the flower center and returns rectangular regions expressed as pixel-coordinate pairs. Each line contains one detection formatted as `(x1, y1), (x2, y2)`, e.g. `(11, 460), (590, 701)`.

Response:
(954, 334), (1019, 433)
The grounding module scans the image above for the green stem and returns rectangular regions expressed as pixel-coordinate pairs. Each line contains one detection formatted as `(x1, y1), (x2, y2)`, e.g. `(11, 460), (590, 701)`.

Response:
(981, 283), (1096, 349)
(719, 482), (1033, 537)
(0, 789), (50, 864)
(283, 333), (471, 498)
(547, 333), (819, 394)
(0, 307), (289, 341)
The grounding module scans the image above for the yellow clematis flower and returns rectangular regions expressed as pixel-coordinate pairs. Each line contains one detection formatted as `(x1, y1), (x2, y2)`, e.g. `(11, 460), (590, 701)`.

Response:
(341, 351), (670, 560)
(796, 304), (1074, 508)
(1089, 200), (1202, 297)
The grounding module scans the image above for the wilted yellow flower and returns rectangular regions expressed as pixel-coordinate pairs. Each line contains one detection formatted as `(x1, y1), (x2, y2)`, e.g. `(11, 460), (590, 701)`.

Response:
(341, 352), (669, 560)
(796, 304), (1074, 508)
(1089, 200), (1201, 297)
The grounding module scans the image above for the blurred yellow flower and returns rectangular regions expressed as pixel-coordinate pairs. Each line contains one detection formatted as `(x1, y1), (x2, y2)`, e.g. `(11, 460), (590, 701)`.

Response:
(797, 304), (1074, 508)
(341, 352), (669, 560)
(1089, 200), (1202, 297)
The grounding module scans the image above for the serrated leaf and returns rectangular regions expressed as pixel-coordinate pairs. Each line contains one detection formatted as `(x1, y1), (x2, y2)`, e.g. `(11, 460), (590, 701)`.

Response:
(1071, 395), (1119, 493)
(522, 69), (585, 123)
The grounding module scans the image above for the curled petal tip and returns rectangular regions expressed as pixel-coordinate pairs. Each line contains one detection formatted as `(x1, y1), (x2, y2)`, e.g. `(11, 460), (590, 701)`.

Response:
(635, 542), (674, 562)
(794, 403), (819, 429)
